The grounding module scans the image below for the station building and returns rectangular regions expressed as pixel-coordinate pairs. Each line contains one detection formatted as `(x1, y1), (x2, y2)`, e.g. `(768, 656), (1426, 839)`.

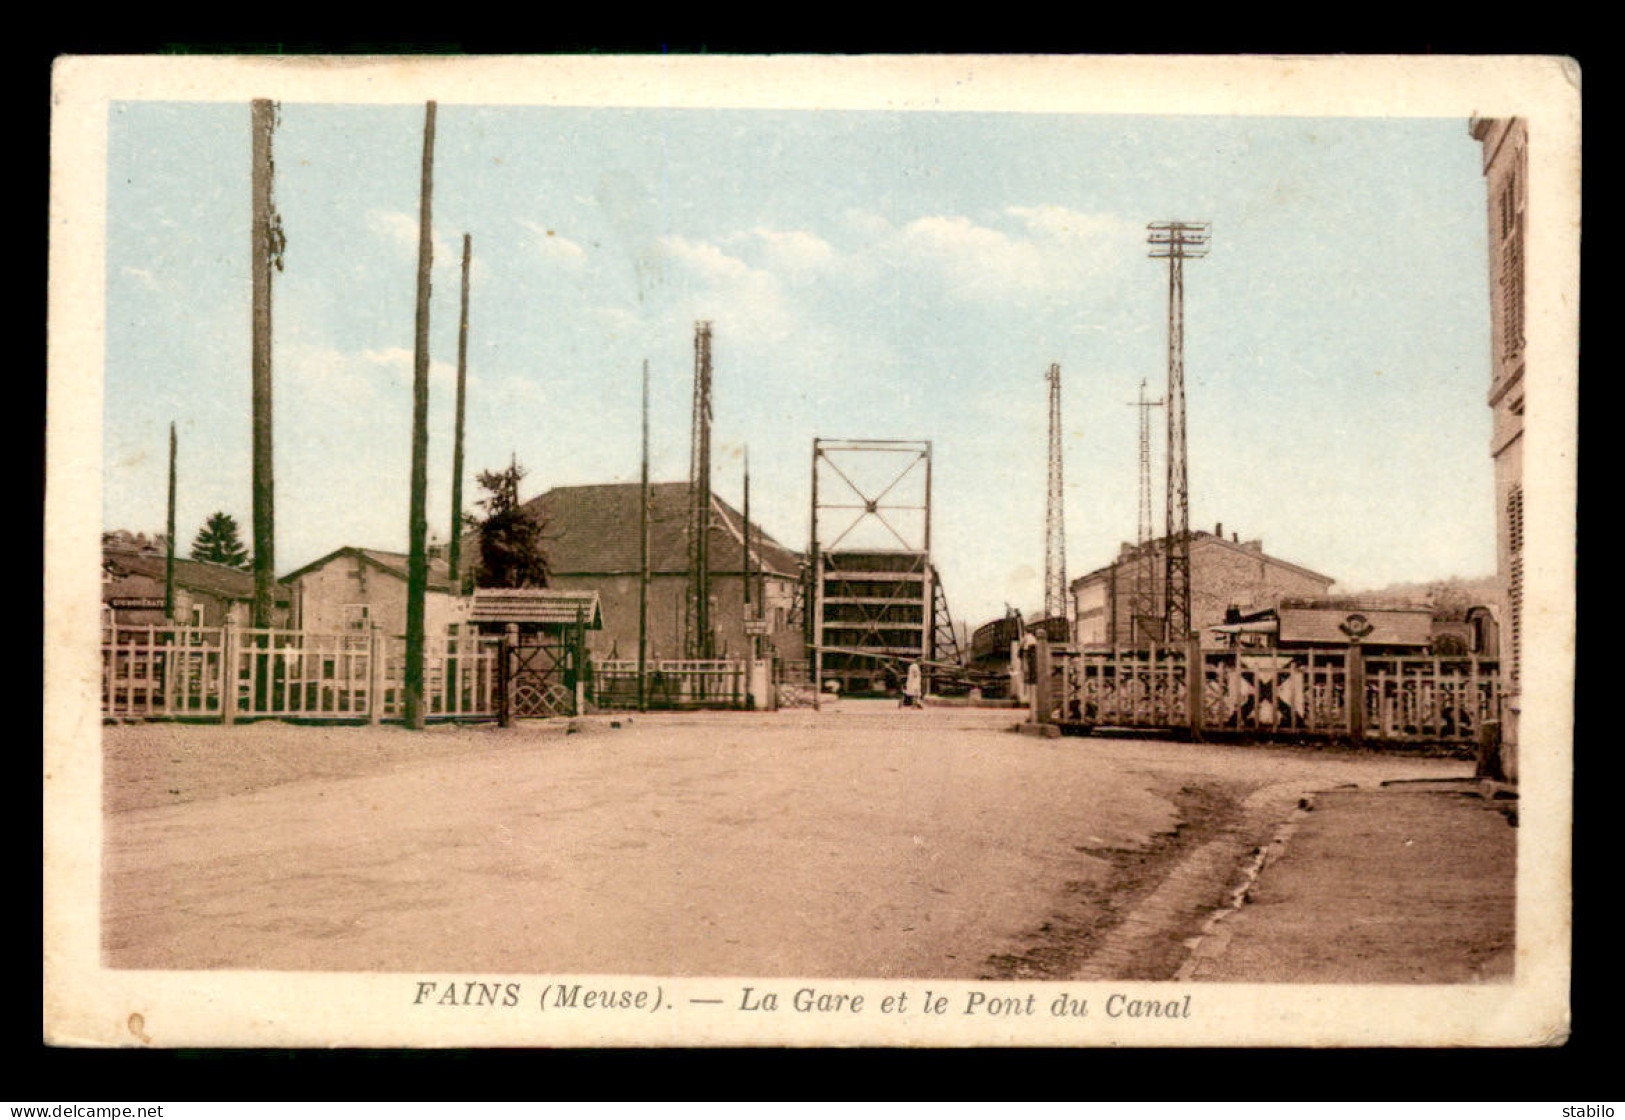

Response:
(1069, 525), (1335, 646)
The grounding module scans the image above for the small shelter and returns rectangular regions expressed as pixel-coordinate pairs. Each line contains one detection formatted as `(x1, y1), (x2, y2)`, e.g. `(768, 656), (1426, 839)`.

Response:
(466, 588), (602, 636)
(466, 588), (604, 722)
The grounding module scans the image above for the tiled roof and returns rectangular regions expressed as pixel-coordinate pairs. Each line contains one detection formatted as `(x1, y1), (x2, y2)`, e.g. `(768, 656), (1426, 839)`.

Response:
(1071, 531), (1335, 588)
(102, 547), (285, 603)
(469, 589), (603, 628)
(279, 546), (454, 593)
(486, 482), (802, 578)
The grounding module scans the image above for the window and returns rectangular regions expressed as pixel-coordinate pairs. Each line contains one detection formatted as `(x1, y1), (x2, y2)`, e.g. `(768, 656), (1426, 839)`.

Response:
(190, 604), (205, 626)
(1501, 226), (1524, 359)
(1497, 166), (1525, 361)
(1507, 484), (1523, 690)
(342, 604), (371, 630)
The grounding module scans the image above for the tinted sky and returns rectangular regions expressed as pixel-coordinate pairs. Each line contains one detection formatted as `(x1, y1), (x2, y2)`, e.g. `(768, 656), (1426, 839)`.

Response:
(104, 103), (1494, 627)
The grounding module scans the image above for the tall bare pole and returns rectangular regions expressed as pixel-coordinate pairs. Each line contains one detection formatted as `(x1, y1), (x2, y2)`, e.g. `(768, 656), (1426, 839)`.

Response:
(808, 439), (821, 707)
(447, 233), (472, 593)
(1043, 363), (1068, 635)
(250, 99), (281, 629)
(404, 101), (437, 731)
(1128, 380), (1165, 643)
(743, 445), (756, 659)
(685, 322), (714, 660)
(638, 358), (650, 711)
(165, 422), (177, 621)
(743, 445), (752, 610)
(1148, 221), (1210, 641)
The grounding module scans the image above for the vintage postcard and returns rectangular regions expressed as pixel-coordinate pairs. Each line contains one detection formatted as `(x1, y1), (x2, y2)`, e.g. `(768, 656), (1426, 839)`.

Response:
(45, 54), (1578, 1048)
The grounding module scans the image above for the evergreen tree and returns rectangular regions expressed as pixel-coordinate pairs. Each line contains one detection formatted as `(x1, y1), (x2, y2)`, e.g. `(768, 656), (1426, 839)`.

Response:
(462, 456), (550, 589)
(190, 511), (250, 569)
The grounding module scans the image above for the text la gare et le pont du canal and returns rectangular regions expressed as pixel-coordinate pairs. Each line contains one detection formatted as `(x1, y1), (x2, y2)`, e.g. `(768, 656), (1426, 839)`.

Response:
(411, 981), (1194, 1020)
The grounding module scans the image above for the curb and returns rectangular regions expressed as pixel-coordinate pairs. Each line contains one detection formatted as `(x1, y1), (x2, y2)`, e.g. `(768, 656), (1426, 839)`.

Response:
(1173, 787), (1334, 981)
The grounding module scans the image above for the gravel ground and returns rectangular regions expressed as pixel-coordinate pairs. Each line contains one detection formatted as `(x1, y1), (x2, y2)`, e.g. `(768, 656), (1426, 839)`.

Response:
(1182, 781), (1517, 983)
(102, 702), (1478, 979)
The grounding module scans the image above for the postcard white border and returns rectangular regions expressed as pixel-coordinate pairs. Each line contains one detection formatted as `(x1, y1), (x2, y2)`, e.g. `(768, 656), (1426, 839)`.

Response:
(45, 54), (1579, 1048)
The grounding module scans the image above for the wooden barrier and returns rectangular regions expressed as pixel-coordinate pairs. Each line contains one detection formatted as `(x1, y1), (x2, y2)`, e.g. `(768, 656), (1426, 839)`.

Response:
(101, 623), (499, 723)
(1033, 638), (1498, 746)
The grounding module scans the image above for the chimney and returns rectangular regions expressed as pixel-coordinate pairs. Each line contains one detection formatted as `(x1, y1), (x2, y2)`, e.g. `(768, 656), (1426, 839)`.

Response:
(1215, 522), (1223, 538)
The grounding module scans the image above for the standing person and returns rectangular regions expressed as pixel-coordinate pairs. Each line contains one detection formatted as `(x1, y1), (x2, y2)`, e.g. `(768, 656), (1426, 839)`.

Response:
(904, 660), (923, 709)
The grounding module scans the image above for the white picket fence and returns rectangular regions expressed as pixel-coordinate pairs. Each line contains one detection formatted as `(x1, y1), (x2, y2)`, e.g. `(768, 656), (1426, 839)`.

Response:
(102, 623), (501, 722)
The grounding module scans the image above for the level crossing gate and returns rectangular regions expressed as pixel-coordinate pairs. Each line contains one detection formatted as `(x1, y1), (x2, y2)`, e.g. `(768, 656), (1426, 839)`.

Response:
(500, 631), (584, 721)
(1033, 640), (1501, 747)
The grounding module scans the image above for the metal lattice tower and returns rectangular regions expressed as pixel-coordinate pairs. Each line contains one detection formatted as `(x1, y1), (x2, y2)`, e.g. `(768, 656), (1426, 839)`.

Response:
(1044, 363), (1068, 632)
(685, 321), (715, 659)
(1148, 221), (1209, 641)
(1129, 379), (1165, 643)
(931, 569), (963, 667)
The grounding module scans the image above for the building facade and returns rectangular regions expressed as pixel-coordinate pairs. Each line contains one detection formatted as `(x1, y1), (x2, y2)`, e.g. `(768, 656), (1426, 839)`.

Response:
(102, 541), (289, 628)
(1070, 526), (1335, 646)
(1471, 116), (1526, 778)
(479, 482), (805, 664)
(280, 547), (464, 638)
(812, 550), (935, 694)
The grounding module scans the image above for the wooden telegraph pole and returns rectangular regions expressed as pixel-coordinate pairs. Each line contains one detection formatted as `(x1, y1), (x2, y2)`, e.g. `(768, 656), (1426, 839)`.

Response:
(448, 233), (472, 593)
(403, 101), (437, 731)
(250, 99), (279, 630)
(165, 422), (177, 621)
(638, 358), (650, 712)
(743, 445), (754, 656)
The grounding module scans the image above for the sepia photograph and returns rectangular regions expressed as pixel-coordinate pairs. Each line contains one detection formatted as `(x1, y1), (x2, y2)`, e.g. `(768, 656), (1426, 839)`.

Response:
(45, 54), (1577, 1047)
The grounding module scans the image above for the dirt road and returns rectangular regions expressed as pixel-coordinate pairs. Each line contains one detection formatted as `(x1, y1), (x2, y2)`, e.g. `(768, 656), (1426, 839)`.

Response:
(102, 702), (1472, 979)
(1181, 781), (1517, 983)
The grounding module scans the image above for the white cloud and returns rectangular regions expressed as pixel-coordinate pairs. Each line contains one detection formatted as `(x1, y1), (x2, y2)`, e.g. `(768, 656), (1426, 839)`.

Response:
(841, 208), (895, 241)
(864, 208), (1136, 303)
(1004, 205), (1133, 243)
(518, 220), (588, 267)
(365, 209), (454, 266)
(655, 235), (798, 345)
(726, 227), (838, 277)
(491, 374), (548, 409)
(888, 215), (1050, 299)
(284, 344), (459, 405)
(659, 235), (759, 286)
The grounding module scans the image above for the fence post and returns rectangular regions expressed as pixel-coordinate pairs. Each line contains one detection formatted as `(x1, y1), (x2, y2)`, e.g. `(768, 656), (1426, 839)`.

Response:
(1476, 717), (1504, 781)
(447, 622), (462, 718)
(1186, 635), (1205, 740)
(573, 609), (587, 716)
(161, 626), (177, 715)
(1032, 639), (1053, 725)
(221, 619), (239, 726)
(498, 623), (517, 728)
(1346, 641), (1366, 747)
(368, 622), (384, 725)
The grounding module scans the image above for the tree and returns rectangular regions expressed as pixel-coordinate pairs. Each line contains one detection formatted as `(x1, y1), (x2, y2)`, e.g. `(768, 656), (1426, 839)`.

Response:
(190, 511), (250, 569)
(462, 456), (549, 589)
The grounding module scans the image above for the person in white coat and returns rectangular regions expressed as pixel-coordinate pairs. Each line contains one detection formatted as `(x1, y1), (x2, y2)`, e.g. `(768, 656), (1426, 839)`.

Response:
(903, 661), (923, 709)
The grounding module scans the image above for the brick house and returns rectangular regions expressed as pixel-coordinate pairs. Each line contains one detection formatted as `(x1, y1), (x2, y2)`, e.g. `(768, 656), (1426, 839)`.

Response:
(279, 547), (466, 638)
(1471, 115), (1525, 780)
(102, 541), (289, 628)
(463, 481), (804, 663)
(1070, 525), (1335, 645)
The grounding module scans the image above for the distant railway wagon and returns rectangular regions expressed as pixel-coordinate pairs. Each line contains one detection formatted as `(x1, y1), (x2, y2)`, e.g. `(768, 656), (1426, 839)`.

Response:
(971, 616), (1022, 667)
